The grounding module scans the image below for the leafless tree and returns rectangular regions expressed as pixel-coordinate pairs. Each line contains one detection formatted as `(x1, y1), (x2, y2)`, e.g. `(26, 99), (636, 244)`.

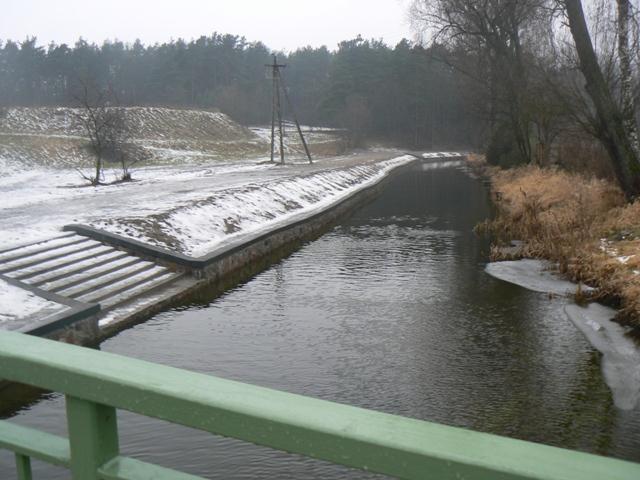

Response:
(411, 0), (557, 165)
(562, 0), (640, 198)
(101, 108), (138, 181)
(73, 79), (136, 185)
(617, 0), (640, 157)
(411, 0), (640, 194)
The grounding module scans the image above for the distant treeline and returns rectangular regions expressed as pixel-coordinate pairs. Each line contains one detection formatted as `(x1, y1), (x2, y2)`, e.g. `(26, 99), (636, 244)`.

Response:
(0, 34), (478, 147)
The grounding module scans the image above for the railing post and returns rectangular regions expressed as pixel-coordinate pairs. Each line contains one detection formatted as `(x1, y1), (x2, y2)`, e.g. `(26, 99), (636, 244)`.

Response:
(66, 396), (119, 480)
(15, 453), (32, 480)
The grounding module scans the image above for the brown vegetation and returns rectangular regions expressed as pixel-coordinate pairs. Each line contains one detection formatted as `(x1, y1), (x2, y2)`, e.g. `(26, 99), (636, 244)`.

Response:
(478, 157), (640, 327)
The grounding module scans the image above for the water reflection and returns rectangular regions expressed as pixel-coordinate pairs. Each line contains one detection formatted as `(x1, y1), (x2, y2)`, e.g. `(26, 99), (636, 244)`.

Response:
(1, 162), (638, 479)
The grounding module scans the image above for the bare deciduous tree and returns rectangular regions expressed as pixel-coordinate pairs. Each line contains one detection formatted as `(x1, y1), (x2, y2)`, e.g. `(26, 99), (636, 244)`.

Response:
(102, 108), (138, 181)
(73, 79), (136, 185)
(411, 0), (556, 165)
(563, 0), (640, 198)
(617, 0), (640, 157)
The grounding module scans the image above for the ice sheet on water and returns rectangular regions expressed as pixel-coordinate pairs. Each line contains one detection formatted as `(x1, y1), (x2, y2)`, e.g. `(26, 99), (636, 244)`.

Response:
(486, 259), (640, 410)
(485, 259), (593, 296)
(565, 304), (640, 410)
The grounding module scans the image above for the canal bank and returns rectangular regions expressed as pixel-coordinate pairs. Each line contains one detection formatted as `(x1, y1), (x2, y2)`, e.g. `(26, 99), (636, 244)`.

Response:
(71, 153), (426, 339)
(2, 154), (442, 401)
(3, 160), (638, 479)
(476, 159), (640, 331)
(3, 154), (456, 345)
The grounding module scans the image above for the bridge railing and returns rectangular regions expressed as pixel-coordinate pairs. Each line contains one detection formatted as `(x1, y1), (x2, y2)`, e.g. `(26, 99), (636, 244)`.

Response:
(0, 330), (638, 480)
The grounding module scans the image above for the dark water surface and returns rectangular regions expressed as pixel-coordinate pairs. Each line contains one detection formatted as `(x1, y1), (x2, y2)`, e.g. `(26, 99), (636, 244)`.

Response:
(2, 162), (639, 478)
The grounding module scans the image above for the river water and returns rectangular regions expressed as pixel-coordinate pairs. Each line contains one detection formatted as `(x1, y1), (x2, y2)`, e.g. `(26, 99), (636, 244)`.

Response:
(2, 161), (639, 478)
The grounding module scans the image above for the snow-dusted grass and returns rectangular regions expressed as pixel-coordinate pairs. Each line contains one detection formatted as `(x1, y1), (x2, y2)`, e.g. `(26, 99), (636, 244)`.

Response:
(0, 108), (261, 169)
(0, 278), (63, 329)
(1, 107), (254, 140)
(92, 155), (415, 256)
(0, 107), (442, 261)
(0, 136), (417, 252)
(0, 107), (346, 171)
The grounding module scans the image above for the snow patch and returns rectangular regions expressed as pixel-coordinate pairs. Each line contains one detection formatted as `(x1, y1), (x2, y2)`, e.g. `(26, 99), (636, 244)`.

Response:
(93, 155), (416, 257)
(0, 278), (62, 329)
(617, 255), (635, 264)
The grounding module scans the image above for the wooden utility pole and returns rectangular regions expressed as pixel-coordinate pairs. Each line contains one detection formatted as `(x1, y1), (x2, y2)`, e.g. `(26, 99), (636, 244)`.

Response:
(266, 55), (312, 164)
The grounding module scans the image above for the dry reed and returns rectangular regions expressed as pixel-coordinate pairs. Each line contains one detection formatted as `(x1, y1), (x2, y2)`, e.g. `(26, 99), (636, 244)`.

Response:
(478, 159), (640, 328)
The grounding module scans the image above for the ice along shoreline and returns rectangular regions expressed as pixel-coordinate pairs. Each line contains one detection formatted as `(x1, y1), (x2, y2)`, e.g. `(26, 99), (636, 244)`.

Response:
(486, 259), (640, 410)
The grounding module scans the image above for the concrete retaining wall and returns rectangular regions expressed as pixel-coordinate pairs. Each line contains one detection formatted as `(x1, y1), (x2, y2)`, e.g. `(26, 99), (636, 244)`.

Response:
(66, 158), (419, 285)
(0, 157), (428, 408)
(0, 275), (100, 344)
(6, 157), (420, 345)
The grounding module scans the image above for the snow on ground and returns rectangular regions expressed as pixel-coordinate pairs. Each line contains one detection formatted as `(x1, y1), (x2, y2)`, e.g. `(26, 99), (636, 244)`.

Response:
(0, 278), (64, 330)
(92, 155), (416, 256)
(1, 107), (254, 141)
(249, 125), (344, 155)
(0, 106), (443, 258)
(0, 108), (347, 171)
(0, 144), (413, 252)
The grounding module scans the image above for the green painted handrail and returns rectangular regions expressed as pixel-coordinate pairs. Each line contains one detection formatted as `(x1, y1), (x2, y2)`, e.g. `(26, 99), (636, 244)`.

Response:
(0, 330), (639, 480)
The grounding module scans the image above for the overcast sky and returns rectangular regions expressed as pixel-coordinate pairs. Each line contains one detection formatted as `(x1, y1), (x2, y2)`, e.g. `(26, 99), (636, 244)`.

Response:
(1, 0), (414, 51)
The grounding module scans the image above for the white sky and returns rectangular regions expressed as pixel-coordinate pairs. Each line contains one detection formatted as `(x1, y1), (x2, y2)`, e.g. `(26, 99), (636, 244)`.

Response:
(1, 0), (414, 52)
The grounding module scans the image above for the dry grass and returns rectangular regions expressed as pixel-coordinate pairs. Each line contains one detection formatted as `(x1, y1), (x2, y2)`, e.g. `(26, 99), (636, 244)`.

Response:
(478, 158), (640, 327)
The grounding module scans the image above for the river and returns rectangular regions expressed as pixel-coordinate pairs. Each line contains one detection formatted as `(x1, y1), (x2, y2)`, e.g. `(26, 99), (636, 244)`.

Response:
(2, 161), (639, 478)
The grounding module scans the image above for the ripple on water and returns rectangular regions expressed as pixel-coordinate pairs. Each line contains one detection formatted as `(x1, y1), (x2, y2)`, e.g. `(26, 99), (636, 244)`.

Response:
(2, 165), (639, 479)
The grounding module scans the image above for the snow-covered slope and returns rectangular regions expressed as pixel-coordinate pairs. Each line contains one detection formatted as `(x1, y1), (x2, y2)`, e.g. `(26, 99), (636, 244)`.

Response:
(0, 278), (65, 330)
(0, 107), (255, 140)
(92, 155), (416, 256)
(0, 107), (346, 168)
(0, 106), (264, 168)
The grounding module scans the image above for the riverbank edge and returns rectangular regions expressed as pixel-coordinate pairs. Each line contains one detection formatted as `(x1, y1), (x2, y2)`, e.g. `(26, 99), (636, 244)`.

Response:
(1, 156), (426, 404)
(74, 155), (429, 341)
(469, 156), (640, 333)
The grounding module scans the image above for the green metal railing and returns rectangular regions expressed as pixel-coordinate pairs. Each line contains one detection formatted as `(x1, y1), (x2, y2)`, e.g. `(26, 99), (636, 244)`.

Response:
(0, 330), (639, 480)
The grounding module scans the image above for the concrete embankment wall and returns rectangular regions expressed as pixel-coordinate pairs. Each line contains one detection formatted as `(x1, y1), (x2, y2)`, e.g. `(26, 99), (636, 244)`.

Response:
(60, 158), (421, 337)
(1, 156), (458, 404)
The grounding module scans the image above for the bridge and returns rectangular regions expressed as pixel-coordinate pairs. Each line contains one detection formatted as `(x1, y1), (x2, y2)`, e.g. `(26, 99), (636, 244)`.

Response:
(1, 330), (638, 480)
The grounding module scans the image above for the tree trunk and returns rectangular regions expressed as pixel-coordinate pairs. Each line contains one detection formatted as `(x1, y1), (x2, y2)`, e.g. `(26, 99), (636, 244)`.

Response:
(95, 155), (102, 185)
(617, 0), (640, 157)
(564, 0), (640, 199)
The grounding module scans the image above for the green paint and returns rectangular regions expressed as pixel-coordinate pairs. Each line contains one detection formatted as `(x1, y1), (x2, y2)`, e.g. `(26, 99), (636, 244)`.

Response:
(99, 456), (203, 480)
(15, 453), (32, 480)
(0, 421), (70, 467)
(0, 330), (639, 479)
(66, 396), (119, 480)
